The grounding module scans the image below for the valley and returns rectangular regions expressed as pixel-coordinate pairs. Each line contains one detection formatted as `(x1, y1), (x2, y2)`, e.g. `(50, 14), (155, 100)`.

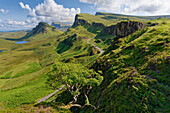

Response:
(0, 12), (169, 113)
(87, 38), (104, 56)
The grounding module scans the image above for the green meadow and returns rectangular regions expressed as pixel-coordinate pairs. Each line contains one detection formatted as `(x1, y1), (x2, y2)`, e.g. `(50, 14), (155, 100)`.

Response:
(0, 12), (169, 112)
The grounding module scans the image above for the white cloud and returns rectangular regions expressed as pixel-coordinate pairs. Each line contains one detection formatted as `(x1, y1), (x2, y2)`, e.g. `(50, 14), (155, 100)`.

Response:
(0, 0), (81, 31)
(19, 2), (36, 17)
(79, 0), (170, 15)
(6, 19), (26, 26)
(19, 2), (31, 12)
(20, 0), (81, 23)
(26, 17), (38, 24)
(0, 19), (36, 31)
(0, 9), (8, 14)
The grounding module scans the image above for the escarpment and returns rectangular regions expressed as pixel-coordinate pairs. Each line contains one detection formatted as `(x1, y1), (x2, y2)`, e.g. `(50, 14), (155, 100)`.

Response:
(114, 21), (146, 38)
(101, 25), (116, 35)
(72, 14), (91, 27)
(101, 21), (146, 37)
(72, 14), (105, 28)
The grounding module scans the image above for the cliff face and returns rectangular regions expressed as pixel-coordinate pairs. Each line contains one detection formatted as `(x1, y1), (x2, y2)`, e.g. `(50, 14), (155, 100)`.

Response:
(85, 19), (170, 113)
(101, 25), (116, 35)
(72, 15), (91, 27)
(114, 21), (146, 38)
(101, 21), (146, 37)
(72, 14), (105, 29)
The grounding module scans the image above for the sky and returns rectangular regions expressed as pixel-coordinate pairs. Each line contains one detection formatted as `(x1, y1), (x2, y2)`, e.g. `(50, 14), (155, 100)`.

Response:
(0, 0), (170, 31)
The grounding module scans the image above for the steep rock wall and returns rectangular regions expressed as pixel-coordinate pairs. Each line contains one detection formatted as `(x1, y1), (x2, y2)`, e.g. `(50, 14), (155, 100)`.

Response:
(114, 21), (146, 38)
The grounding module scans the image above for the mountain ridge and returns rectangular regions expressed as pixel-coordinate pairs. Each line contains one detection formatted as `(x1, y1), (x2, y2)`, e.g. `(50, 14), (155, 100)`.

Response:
(0, 12), (169, 112)
(22, 22), (62, 40)
(51, 22), (71, 32)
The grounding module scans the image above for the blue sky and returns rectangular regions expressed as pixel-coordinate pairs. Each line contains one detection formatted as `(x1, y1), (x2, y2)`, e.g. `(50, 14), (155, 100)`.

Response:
(0, 0), (170, 31)
(0, 0), (97, 31)
(0, 0), (96, 20)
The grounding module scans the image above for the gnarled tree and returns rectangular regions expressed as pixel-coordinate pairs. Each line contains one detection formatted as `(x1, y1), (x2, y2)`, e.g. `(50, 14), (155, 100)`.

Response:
(47, 62), (103, 107)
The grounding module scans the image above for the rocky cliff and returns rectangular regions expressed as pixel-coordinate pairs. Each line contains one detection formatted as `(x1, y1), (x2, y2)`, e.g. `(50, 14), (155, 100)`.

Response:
(101, 25), (116, 35)
(72, 14), (105, 29)
(72, 14), (91, 27)
(101, 21), (146, 37)
(114, 21), (146, 38)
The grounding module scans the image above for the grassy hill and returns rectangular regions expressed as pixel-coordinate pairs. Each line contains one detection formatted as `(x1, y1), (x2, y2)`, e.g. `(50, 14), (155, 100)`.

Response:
(0, 31), (27, 51)
(21, 22), (63, 41)
(53, 13), (170, 112)
(51, 22), (71, 32)
(0, 31), (27, 39)
(0, 22), (63, 110)
(0, 12), (169, 112)
(96, 12), (170, 20)
(85, 18), (170, 113)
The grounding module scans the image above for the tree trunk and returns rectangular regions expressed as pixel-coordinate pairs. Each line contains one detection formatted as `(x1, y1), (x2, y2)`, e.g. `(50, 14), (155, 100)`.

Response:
(85, 94), (90, 105)
(70, 94), (79, 104)
(71, 104), (82, 107)
(84, 94), (97, 109)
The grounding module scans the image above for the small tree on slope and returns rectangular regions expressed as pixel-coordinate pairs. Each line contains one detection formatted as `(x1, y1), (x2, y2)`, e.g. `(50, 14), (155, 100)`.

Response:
(47, 62), (103, 107)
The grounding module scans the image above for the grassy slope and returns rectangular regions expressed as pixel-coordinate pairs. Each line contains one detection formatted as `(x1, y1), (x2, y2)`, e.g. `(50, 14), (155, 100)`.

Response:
(43, 13), (170, 112)
(0, 31), (27, 51)
(86, 18), (170, 112)
(0, 31), (27, 39)
(96, 12), (170, 20)
(0, 23), (63, 109)
(0, 39), (16, 50)
(81, 13), (149, 26)
(22, 22), (62, 41)
(76, 13), (150, 52)
(55, 18), (101, 65)
(0, 12), (169, 112)
(52, 22), (71, 27)
(51, 22), (71, 32)
(55, 12), (149, 65)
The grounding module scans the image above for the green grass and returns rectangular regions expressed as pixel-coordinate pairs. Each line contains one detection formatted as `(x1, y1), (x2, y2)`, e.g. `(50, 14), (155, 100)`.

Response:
(23, 22), (63, 41)
(76, 13), (149, 27)
(0, 74), (55, 108)
(89, 35), (115, 50)
(0, 71), (13, 79)
(0, 14), (169, 113)
(86, 18), (170, 112)
(0, 39), (17, 50)
(0, 31), (27, 39)
(0, 23), (63, 109)
(12, 63), (41, 78)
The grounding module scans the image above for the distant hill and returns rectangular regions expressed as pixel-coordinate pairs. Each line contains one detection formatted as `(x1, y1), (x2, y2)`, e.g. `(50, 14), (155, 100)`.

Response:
(0, 29), (30, 32)
(0, 31), (27, 39)
(23, 22), (62, 39)
(51, 22), (71, 32)
(53, 13), (170, 112)
(5, 22), (63, 41)
(96, 12), (170, 20)
(0, 12), (169, 112)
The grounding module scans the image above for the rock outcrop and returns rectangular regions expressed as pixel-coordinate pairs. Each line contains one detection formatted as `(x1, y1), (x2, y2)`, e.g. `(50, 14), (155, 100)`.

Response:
(100, 21), (146, 37)
(72, 15), (91, 27)
(101, 25), (116, 35)
(72, 14), (105, 29)
(114, 21), (146, 38)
